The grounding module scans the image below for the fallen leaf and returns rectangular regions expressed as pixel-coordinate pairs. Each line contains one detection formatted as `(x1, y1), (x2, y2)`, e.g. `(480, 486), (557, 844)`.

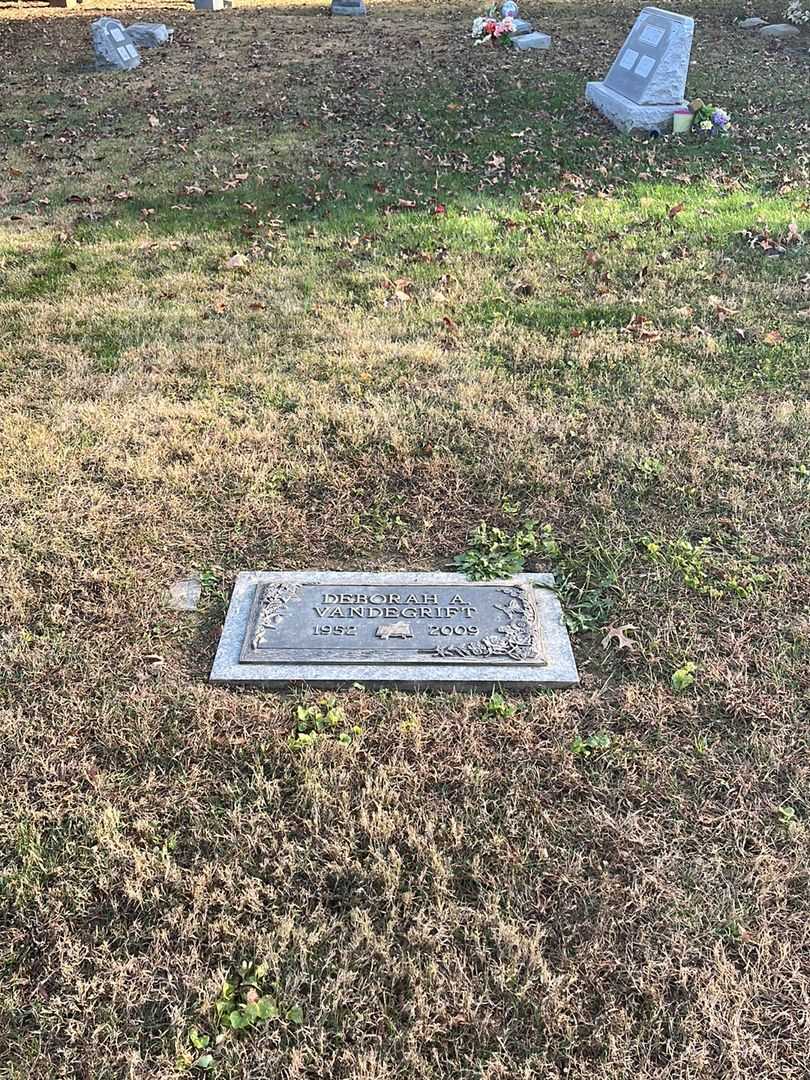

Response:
(601, 624), (638, 651)
(147, 114), (160, 129)
(667, 202), (686, 218)
(708, 296), (737, 322)
(762, 330), (784, 345)
(784, 222), (803, 246)
(624, 314), (661, 341)
(223, 253), (248, 271)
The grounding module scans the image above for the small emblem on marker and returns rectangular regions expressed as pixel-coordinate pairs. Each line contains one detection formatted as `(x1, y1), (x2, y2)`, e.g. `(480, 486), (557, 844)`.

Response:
(375, 621), (414, 641)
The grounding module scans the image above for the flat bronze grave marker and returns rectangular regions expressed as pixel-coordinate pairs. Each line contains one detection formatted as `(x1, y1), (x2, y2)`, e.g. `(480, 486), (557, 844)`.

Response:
(211, 572), (578, 690)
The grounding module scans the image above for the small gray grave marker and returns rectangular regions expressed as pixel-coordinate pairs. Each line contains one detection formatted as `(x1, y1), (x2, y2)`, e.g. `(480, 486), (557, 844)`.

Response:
(513, 31), (551, 49)
(586, 6), (694, 133)
(127, 23), (173, 48)
(91, 17), (141, 70)
(331, 0), (367, 15)
(211, 571), (578, 690)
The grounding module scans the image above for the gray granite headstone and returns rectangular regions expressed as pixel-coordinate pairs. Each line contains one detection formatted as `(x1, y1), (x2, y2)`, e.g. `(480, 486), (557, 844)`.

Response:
(331, 0), (367, 15)
(586, 7), (694, 133)
(513, 31), (551, 49)
(91, 17), (141, 71)
(210, 571), (578, 690)
(126, 23), (173, 47)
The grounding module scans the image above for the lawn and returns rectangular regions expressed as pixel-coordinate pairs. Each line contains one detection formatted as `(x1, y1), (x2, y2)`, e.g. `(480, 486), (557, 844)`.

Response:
(1, 0), (809, 1076)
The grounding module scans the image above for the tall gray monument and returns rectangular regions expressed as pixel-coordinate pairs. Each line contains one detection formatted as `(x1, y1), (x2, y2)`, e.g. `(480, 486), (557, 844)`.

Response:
(586, 7), (694, 134)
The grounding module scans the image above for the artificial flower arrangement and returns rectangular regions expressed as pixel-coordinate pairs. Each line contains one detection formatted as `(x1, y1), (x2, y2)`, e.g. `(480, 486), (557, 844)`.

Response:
(690, 100), (731, 137)
(785, 0), (810, 24)
(471, 7), (516, 46)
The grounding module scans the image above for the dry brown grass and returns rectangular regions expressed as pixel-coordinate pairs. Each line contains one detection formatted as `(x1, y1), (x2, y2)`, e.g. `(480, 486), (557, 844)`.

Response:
(1, 0), (809, 1076)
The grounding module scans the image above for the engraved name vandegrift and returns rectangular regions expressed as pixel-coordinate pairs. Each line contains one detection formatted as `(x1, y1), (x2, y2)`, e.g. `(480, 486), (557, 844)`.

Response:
(239, 580), (547, 666)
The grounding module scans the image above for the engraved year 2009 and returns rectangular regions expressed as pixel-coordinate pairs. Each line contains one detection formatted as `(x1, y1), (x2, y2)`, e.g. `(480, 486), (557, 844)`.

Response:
(429, 625), (479, 637)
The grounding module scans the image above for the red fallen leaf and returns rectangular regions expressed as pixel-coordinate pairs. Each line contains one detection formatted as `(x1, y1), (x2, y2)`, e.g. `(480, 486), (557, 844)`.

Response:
(668, 202), (686, 218)
(249, 302), (267, 311)
(570, 328), (584, 338)
(442, 315), (459, 333)
(433, 203), (446, 215)
(584, 250), (602, 266)
(9, 166), (23, 177)
(373, 181), (387, 193)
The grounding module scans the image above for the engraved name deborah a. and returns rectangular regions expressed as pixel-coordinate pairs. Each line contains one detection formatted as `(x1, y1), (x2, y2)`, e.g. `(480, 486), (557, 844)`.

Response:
(312, 592), (479, 619)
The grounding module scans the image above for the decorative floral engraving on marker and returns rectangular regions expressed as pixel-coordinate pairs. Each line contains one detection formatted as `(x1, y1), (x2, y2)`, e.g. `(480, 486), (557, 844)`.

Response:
(252, 582), (301, 649)
(429, 586), (541, 662)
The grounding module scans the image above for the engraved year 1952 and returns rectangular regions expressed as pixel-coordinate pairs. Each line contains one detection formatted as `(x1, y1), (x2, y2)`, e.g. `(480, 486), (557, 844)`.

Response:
(313, 624), (357, 636)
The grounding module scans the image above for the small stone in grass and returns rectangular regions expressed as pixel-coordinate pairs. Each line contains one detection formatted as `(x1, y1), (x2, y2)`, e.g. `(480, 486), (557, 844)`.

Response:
(167, 577), (202, 611)
(738, 16), (767, 28)
(758, 23), (800, 36)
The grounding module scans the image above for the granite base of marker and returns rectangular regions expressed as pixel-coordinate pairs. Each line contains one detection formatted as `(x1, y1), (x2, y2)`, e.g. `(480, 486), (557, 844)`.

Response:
(210, 571), (578, 691)
(586, 81), (682, 133)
